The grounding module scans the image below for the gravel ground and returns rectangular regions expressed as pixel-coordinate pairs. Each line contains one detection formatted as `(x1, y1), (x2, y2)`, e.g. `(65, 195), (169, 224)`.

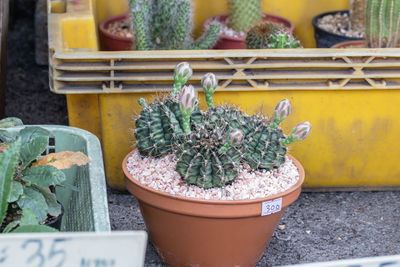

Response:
(4, 1), (400, 266)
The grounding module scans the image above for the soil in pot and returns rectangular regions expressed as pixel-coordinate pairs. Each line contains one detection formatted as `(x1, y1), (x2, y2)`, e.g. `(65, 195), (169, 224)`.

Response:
(207, 13), (295, 49)
(123, 149), (304, 267)
(99, 13), (134, 51)
(312, 10), (364, 48)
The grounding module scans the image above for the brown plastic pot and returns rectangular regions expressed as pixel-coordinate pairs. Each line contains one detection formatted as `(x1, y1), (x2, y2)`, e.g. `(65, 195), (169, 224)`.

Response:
(331, 40), (366, 48)
(123, 150), (305, 267)
(206, 13), (295, 49)
(99, 13), (133, 51)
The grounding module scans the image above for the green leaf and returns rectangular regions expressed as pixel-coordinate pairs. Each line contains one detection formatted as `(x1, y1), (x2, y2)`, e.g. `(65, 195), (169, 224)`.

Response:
(0, 117), (23, 128)
(17, 187), (48, 222)
(8, 181), (23, 202)
(34, 186), (61, 217)
(20, 136), (49, 169)
(20, 208), (39, 225)
(11, 224), (58, 233)
(0, 130), (15, 143)
(22, 165), (66, 187)
(0, 139), (21, 224)
(58, 182), (79, 192)
(19, 126), (50, 146)
(2, 221), (20, 233)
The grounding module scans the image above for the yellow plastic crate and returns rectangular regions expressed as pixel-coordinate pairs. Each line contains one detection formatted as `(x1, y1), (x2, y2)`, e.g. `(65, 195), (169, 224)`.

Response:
(48, 0), (400, 191)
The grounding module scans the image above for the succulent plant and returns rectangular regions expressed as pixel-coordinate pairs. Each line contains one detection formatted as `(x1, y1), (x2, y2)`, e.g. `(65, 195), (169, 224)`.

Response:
(134, 62), (312, 189)
(0, 121), (90, 233)
(246, 22), (301, 49)
(228, 0), (262, 32)
(130, 0), (220, 50)
(365, 0), (400, 48)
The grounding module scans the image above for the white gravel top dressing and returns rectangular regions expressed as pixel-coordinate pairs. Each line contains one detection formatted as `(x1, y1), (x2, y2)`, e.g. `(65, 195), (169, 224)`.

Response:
(126, 150), (300, 201)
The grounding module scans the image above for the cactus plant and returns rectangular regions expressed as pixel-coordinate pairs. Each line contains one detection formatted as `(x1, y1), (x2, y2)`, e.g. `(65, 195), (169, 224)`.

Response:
(228, 0), (262, 32)
(246, 22), (301, 49)
(134, 62), (312, 189)
(130, 0), (220, 50)
(366, 0), (400, 48)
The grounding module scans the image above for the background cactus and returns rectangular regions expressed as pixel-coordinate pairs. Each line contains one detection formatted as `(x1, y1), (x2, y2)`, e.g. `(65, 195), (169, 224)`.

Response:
(365, 0), (400, 48)
(246, 22), (301, 49)
(130, 0), (220, 50)
(228, 0), (262, 32)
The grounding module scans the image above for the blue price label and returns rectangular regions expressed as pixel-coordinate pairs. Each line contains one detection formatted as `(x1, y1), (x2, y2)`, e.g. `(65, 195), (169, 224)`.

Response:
(261, 198), (282, 216)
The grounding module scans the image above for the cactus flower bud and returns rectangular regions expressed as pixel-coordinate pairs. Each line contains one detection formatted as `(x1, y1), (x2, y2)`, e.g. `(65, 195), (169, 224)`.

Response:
(201, 73), (218, 107)
(179, 85), (197, 134)
(230, 129), (243, 145)
(270, 99), (291, 129)
(281, 121), (312, 145)
(171, 62), (193, 97)
(179, 85), (197, 113)
(201, 73), (218, 94)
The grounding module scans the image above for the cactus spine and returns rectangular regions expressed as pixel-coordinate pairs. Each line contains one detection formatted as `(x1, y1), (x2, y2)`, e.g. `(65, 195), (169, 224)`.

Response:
(246, 22), (300, 49)
(228, 0), (262, 32)
(366, 0), (400, 48)
(130, 0), (220, 50)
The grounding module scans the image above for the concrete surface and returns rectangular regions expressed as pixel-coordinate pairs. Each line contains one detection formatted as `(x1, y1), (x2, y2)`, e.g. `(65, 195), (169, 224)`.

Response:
(4, 1), (400, 266)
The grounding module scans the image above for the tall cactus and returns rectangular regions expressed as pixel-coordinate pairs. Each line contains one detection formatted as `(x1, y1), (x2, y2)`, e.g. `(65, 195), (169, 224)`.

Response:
(228, 0), (262, 32)
(365, 0), (400, 48)
(130, 0), (220, 50)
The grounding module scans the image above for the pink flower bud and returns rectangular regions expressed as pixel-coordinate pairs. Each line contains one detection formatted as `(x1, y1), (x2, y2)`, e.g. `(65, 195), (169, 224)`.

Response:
(179, 85), (197, 112)
(201, 73), (218, 93)
(230, 129), (244, 145)
(274, 99), (291, 122)
(174, 62), (193, 83)
(291, 121), (311, 141)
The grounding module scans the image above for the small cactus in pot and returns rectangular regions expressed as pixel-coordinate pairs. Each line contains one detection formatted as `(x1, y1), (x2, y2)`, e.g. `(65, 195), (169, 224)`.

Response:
(246, 22), (301, 49)
(134, 62), (311, 189)
(228, 0), (262, 33)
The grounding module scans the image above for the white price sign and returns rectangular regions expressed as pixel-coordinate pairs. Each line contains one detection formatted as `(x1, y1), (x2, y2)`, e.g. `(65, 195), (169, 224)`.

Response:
(0, 231), (147, 267)
(261, 197), (282, 216)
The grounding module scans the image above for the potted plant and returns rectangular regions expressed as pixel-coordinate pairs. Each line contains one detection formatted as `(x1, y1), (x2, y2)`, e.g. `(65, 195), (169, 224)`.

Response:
(122, 63), (311, 266)
(332, 0), (400, 48)
(245, 22), (301, 49)
(312, 0), (366, 47)
(99, 13), (135, 51)
(0, 118), (90, 233)
(204, 0), (295, 49)
(129, 0), (220, 50)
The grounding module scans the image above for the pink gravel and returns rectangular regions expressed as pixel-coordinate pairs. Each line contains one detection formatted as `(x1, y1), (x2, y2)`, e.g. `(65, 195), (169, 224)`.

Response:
(126, 150), (300, 201)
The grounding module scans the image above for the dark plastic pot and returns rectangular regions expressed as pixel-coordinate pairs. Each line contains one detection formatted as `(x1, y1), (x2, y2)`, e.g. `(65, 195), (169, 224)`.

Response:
(206, 13), (295, 49)
(312, 10), (364, 48)
(45, 202), (64, 231)
(99, 13), (134, 51)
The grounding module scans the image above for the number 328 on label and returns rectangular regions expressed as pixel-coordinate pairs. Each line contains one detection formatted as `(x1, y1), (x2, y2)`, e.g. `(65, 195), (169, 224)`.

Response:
(261, 198), (282, 216)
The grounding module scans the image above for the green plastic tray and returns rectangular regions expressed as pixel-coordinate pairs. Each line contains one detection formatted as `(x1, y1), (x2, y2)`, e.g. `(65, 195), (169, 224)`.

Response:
(6, 125), (110, 232)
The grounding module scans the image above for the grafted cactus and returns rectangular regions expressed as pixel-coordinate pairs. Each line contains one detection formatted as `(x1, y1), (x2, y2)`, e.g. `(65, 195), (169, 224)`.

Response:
(246, 22), (301, 49)
(228, 0), (262, 32)
(366, 0), (400, 48)
(134, 62), (312, 188)
(130, 0), (220, 50)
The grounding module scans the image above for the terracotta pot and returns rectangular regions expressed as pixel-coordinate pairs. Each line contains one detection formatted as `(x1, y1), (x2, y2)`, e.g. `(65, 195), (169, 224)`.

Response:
(331, 40), (366, 48)
(205, 13), (295, 50)
(123, 150), (305, 267)
(99, 13), (133, 51)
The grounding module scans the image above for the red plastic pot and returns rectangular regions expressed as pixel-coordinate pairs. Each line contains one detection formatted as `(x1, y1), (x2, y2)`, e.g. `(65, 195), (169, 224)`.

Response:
(206, 14), (296, 49)
(99, 13), (134, 51)
(331, 40), (366, 48)
(123, 150), (305, 267)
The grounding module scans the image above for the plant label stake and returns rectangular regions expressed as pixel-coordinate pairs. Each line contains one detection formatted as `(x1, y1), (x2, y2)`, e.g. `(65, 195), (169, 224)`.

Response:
(0, 231), (147, 267)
